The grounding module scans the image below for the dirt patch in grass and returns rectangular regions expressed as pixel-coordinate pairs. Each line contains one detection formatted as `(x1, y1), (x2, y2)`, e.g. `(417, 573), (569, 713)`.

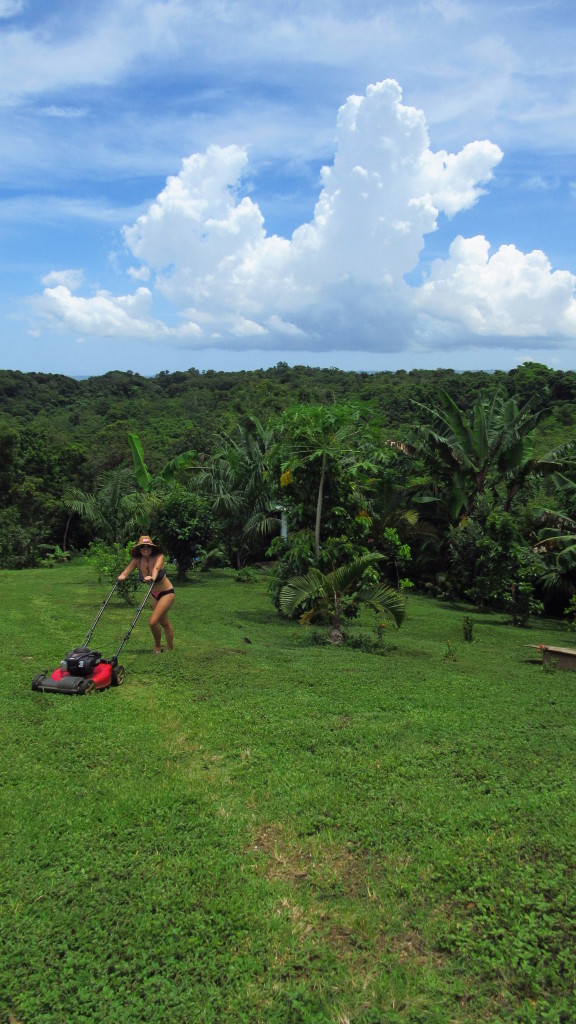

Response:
(249, 822), (368, 889)
(389, 928), (435, 966)
(248, 822), (450, 1000)
(250, 823), (312, 883)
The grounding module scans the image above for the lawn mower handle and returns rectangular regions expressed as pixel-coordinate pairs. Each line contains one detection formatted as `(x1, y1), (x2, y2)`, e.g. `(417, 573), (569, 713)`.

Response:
(114, 581), (156, 658)
(83, 580), (120, 646)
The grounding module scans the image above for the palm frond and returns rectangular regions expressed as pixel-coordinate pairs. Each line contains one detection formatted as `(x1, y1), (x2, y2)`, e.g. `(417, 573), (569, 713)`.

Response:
(356, 582), (406, 626)
(279, 568), (328, 616)
(243, 512), (282, 539)
(329, 553), (385, 596)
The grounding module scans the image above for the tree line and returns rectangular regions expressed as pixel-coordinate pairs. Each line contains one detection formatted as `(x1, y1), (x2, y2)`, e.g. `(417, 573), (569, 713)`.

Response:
(2, 360), (576, 624)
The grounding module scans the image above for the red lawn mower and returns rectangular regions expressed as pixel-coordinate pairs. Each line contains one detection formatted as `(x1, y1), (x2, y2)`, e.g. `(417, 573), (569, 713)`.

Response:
(32, 580), (155, 695)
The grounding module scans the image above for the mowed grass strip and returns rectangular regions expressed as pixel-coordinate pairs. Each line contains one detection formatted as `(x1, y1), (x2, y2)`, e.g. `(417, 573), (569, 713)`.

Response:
(2, 564), (576, 1023)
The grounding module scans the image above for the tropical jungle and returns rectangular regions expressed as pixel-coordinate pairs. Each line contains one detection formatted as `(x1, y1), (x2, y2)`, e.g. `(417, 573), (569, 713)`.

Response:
(2, 359), (576, 626)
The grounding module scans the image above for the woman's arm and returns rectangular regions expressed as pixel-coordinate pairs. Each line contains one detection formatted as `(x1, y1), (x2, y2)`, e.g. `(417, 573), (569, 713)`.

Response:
(143, 553), (165, 582)
(118, 558), (138, 580)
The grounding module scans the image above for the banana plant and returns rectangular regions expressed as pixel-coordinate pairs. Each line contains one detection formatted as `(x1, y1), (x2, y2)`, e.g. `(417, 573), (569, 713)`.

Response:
(401, 390), (576, 522)
(128, 433), (200, 492)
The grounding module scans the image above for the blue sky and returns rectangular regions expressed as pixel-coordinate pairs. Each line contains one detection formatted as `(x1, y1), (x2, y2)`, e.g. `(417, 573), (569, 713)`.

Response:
(1, 0), (576, 377)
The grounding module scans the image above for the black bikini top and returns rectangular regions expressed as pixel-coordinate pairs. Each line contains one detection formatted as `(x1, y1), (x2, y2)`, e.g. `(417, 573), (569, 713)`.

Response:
(138, 564), (167, 583)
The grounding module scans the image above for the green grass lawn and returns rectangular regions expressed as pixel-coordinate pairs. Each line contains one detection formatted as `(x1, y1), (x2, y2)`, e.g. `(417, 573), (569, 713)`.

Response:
(2, 563), (576, 1024)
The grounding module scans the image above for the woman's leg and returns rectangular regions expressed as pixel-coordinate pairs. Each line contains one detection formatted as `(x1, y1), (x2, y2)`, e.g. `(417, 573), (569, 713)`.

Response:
(160, 614), (174, 651)
(149, 618), (163, 652)
(149, 593), (175, 652)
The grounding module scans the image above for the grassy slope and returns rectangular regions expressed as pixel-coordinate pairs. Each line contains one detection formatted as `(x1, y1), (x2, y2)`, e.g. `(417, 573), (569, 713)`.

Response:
(2, 565), (576, 1024)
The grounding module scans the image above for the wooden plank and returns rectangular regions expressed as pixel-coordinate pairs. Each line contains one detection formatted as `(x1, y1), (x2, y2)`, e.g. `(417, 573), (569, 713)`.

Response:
(526, 644), (576, 671)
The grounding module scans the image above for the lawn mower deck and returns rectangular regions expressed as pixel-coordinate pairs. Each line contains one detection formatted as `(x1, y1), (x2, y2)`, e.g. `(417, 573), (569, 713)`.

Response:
(32, 580), (153, 695)
(32, 650), (125, 695)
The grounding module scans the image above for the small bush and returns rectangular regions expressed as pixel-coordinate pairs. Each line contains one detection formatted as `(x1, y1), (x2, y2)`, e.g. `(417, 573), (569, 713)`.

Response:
(234, 567), (260, 584)
(85, 541), (138, 603)
(562, 594), (576, 632)
(195, 546), (230, 572)
(343, 623), (398, 656)
(38, 544), (71, 568)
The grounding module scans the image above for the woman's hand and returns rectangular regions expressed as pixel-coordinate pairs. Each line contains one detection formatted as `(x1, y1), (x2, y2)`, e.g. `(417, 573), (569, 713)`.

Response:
(117, 573), (126, 580)
(144, 575), (154, 582)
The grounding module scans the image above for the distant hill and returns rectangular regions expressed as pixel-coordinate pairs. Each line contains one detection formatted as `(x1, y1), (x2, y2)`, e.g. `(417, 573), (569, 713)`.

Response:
(1, 361), (575, 475)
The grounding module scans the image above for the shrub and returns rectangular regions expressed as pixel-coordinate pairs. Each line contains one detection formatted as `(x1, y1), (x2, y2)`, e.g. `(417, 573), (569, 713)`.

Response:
(151, 488), (216, 580)
(0, 507), (35, 568)
(448, 502), (544, 625)
(267, 530), (372, 613)
(195, 546), (230, 572)
(38, 544), (71, 568)
(234, 567), (260, 583)
(562, 594), (576, 632)
(343, 622), (398, 656)
(85, 541), (138, 603)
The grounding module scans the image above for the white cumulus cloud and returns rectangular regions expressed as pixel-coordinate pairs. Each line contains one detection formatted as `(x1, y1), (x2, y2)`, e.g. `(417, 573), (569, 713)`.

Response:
(415, 235), (576, 337)
(35, 79), (576, 356)
(38, 285), (202, 339)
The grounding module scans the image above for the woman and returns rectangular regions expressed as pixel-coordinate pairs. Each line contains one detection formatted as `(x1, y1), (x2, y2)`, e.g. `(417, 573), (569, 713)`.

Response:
(118, 535), (175, 653)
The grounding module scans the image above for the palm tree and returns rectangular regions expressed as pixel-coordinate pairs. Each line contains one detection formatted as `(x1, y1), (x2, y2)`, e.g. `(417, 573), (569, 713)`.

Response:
(276, 402), (377, 559)
(279, 552), (405, 644)
(65, 467), (154, 546)
(196, 418), (279, 567)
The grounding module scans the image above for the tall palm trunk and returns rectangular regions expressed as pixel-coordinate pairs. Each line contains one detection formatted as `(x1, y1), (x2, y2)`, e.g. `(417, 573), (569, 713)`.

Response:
(314, 452), (327, 560)
(332, 590), (341, 631)
(62, 512), (73, 552)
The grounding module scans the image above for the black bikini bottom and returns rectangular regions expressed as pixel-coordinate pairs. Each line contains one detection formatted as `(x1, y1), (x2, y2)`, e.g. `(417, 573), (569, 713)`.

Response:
(152, 588), (175, 601)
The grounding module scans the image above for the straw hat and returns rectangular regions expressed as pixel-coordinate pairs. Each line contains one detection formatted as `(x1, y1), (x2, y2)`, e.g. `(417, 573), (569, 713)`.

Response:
(130, 535), (163, 557)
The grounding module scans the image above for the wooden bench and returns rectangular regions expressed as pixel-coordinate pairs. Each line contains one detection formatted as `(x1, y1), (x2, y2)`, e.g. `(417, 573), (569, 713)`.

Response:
(528, 644), (576, 671)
